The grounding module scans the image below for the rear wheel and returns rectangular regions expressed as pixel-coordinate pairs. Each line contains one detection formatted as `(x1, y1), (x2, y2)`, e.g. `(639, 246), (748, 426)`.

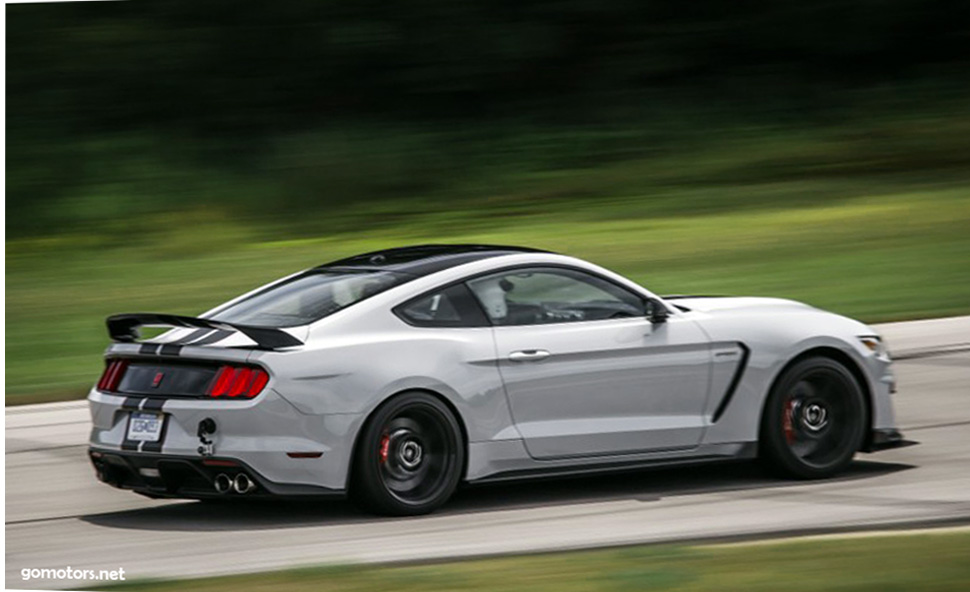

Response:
(352, 392), (464, 516)
(760, 356), (866, 478)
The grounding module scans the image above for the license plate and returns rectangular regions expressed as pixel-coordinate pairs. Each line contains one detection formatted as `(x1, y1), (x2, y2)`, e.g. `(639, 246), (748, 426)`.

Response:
(127, 412), (164, 442)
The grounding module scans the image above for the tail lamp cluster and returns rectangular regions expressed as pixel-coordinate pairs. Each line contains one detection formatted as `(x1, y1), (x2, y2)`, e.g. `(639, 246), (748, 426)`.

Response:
(97, 359), (129, 392)
(96, 359), (269, 399)
(206, 365), (270, 399)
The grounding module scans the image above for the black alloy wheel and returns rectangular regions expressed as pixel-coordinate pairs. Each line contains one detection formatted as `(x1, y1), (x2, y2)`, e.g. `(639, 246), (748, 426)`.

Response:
(760, 356), (866, 478)
(353, 392), (463, 516)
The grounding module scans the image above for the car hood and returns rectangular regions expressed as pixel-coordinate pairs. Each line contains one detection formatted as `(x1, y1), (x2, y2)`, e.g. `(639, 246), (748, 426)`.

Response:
(667, 296), (815, 314)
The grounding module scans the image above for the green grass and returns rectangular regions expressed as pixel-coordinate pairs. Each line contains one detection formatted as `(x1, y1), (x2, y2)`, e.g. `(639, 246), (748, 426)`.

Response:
(97, 530), (970, 592)
(6, 114), (970, 404)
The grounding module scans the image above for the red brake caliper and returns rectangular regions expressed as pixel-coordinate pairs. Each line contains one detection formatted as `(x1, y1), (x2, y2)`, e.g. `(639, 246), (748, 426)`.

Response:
(782, 398), (795, 445)
(379, 434), (390, 464)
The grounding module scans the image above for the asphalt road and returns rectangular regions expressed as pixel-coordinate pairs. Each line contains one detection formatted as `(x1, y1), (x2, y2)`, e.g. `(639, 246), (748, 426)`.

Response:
(6, 317), (970, 589)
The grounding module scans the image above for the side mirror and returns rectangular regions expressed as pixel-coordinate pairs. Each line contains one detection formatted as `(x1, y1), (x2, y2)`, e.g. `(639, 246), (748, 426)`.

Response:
(646, 299), (669, 324)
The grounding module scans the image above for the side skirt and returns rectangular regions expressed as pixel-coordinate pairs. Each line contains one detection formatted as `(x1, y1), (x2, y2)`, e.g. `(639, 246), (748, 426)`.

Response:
(468, 442), (758, 485)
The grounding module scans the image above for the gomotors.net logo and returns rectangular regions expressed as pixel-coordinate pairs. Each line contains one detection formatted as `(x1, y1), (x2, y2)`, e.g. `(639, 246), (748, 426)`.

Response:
(21, 567), (126, 582)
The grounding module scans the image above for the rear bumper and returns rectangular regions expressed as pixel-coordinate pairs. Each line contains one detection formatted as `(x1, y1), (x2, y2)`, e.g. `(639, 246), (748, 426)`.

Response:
(89, 448), (345, 499)
(87, 387), (365, 492)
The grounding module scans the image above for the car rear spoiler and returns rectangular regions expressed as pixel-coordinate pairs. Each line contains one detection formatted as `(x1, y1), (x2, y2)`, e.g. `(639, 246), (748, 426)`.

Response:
(106, 313), (303, 350)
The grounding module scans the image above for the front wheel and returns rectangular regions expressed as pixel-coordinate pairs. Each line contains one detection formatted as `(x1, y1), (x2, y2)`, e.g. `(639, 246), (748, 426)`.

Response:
(760, 357), (866, 479)
(352, 392), (464, 516)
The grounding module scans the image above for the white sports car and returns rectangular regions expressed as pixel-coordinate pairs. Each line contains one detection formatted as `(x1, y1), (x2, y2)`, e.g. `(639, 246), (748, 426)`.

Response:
(88, 245), (905, 515)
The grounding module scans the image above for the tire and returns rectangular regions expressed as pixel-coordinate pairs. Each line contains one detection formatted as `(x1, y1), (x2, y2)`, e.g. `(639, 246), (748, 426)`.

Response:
(760, 356), (866, 479)
(351, 392), (464, 516)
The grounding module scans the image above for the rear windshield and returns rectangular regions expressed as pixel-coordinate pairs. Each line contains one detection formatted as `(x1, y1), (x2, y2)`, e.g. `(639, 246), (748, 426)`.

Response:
(209, 270), (409, 327)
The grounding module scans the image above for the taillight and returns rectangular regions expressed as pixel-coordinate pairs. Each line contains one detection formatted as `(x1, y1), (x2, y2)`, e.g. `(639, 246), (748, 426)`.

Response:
(96, 359), (129, 392)
(206, 365), (269, 399)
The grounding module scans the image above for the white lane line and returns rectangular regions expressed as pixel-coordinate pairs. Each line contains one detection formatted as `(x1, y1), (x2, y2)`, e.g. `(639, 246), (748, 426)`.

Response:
(903, 420), (970, 431)
(5, 400), (89, 414)
(6, 444), (87, 455)
(893, 344), (970, 360)
(6, 421), (91, 430)
(703, 523), (970, 548)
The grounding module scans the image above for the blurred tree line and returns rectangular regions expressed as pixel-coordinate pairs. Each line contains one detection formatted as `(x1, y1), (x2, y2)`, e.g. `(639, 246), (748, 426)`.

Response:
(7, 0), (970, 238)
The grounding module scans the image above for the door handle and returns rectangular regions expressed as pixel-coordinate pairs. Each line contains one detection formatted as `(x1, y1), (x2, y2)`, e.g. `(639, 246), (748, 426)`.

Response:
(509, 349), (551, 362)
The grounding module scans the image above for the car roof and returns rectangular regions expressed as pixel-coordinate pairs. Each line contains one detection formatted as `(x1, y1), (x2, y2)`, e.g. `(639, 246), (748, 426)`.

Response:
(316, 244), (550, 277)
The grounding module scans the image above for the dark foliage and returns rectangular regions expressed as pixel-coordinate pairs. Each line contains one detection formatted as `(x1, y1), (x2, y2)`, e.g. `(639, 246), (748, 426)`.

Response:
(7, 0), (970, 235)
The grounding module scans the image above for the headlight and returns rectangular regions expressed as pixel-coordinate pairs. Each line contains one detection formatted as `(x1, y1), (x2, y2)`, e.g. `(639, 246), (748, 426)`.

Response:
(858, 335), (890, 360)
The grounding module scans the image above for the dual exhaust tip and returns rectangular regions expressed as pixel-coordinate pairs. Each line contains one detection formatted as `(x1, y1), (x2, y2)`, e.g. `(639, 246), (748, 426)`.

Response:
(213, 473), (256, 495)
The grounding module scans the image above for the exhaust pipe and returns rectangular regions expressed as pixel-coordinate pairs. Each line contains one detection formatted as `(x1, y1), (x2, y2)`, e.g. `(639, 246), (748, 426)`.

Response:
(233, 473), (256, 494)
(213, 473), (233, 494)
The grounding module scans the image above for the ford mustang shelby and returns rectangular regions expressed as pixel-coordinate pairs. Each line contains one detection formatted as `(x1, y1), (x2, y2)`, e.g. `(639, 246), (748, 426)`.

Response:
(88, 245), (905, 515)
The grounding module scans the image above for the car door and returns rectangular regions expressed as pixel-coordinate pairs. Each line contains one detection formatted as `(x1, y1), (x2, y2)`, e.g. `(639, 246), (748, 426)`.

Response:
(467, 266), (712, 460)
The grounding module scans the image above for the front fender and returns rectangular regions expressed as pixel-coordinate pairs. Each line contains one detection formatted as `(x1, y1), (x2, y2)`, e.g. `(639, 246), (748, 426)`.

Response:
(697, 308), (892, 445)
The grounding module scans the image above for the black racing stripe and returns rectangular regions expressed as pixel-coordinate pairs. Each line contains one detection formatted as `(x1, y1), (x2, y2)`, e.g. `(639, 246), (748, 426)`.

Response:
(142, 398), (166, 411)
(169, 328), (211, 345)
(121, 397), (142, 411)
(139, 344), (161, 356)
(189, 329), (233, 346)
(159, 314), (194, 328)
(158, 344), (182, 357)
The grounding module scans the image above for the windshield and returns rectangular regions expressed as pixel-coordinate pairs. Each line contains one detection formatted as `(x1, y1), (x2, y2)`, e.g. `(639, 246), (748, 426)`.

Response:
(209, 270), (409, 327)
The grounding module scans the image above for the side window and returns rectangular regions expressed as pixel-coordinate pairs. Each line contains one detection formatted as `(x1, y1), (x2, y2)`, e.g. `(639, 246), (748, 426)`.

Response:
(394, 283), (490, 328)
(466, 267), (647, 326)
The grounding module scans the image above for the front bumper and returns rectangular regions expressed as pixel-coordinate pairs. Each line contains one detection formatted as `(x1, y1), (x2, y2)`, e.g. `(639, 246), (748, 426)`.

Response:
(862, 428), (918, 453)
(89, 448), (345, 499)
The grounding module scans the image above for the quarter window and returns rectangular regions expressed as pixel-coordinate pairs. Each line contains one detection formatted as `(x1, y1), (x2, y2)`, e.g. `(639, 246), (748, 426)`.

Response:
(209, 270), (408, 328)
(395, 284), (490, 327)
(466, 267), (646, 326)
